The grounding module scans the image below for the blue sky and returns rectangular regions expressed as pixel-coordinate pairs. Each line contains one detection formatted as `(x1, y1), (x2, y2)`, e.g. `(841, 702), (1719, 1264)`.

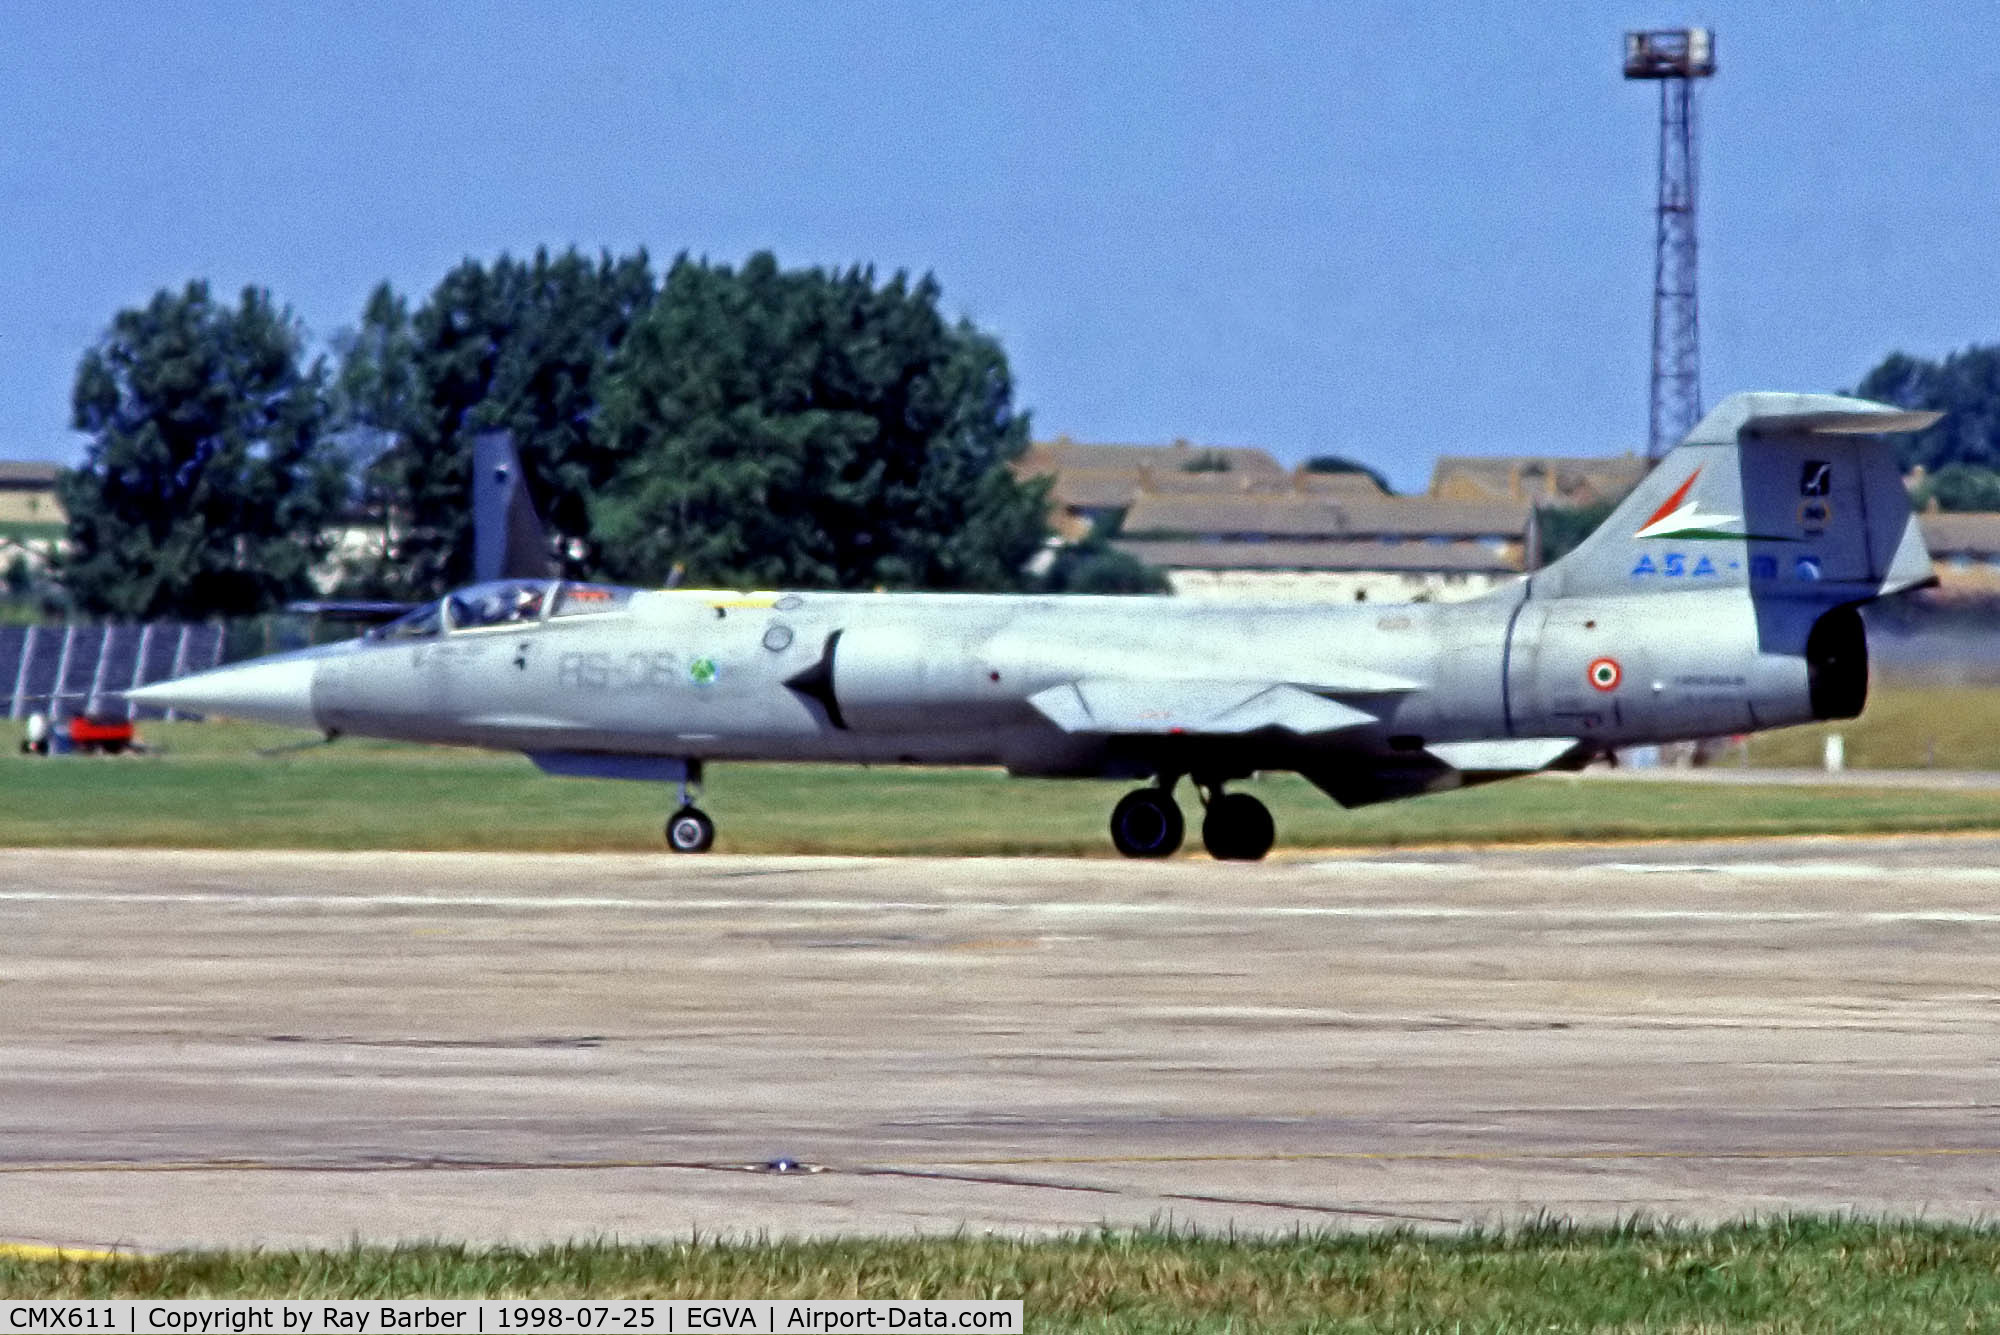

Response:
(1, 2), (1992, 491)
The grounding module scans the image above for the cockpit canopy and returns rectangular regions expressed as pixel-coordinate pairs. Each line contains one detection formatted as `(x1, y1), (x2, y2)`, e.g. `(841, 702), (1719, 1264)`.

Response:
(368, 580), (635, 640)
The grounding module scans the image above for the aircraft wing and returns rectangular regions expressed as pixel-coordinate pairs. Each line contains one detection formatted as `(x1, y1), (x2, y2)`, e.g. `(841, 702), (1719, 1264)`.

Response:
(285, 599), (416, 623)
(1028, 678), (1384, 736)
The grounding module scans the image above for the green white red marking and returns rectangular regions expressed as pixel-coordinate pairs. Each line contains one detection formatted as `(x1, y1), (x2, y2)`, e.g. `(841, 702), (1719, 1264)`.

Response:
(1634, 468), (1795, 542)
(1588, 657), (1621, 691)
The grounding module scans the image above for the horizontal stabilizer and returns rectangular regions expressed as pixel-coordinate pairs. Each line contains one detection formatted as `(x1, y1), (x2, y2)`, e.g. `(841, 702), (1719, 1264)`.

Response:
(1685, 392), (1941, 445)
(1746, 407), (1941, 437)
(1029, 679), (1377, 736)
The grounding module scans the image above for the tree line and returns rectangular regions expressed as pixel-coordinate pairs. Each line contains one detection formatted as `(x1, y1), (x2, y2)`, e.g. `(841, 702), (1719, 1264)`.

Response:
(1854, 345), (2000, 512)
(58, 246), (2000, 619)
(58, 250), (1120, 619)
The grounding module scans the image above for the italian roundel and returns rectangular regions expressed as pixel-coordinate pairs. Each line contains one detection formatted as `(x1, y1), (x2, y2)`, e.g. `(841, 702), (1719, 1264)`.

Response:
(1587, 657), (1622, 692)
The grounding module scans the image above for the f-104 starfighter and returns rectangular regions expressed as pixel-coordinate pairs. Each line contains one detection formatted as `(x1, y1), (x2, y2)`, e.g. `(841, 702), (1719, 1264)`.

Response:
(131, 391), (1938, 859)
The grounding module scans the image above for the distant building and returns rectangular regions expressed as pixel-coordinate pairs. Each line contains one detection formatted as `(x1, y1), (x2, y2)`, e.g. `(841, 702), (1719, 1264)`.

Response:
(1018, 438), (1290, 540)
(1429, 453), (1648, 507)
(1020, 439), (1680, 600)
(0, 461), (64, 528)
(1114, 492), (1531, 602)
(0, 462), (65, 577)
(1919, 513), (2000, 592)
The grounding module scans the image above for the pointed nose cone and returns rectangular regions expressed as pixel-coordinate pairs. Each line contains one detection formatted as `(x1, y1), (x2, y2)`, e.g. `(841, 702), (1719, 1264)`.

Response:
(128, 653), (323, 731)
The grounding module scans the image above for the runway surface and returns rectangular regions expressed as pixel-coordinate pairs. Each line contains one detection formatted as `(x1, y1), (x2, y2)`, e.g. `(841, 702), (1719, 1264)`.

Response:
(5, 837), (2000, 1250)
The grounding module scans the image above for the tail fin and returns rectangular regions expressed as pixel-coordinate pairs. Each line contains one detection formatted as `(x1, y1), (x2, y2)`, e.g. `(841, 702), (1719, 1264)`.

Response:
(1534, 392), (1939, 602)
(472, 431), (558, 582)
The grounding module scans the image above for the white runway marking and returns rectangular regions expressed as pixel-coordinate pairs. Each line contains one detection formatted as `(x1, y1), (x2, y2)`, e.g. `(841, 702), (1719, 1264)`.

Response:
(4, 888), (2000, 925)
(1592, 860), (2000, 880)
(1329, 859), (2000, 882)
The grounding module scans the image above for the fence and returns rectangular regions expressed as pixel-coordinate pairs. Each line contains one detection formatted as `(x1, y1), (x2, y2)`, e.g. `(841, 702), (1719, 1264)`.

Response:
(0, 615), (361, 721)
(2, 623), (224, 720)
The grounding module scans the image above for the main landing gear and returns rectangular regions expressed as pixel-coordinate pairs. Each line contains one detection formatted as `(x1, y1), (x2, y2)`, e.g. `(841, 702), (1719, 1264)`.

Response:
(664, 762), (715, 854)
(1201, 789), (1274, 862)
(1108, 777), (1275, 861)
(1109, 785), (1184, 858)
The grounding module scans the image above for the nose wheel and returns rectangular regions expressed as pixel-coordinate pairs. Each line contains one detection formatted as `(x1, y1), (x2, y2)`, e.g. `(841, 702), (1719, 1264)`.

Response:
(663, 761), (715, 853)
(665, 807), (715, 853)
(1109, 785), (1184, 858)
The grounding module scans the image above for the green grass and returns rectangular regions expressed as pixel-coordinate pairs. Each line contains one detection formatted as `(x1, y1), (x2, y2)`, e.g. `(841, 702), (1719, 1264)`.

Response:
(1741, 682), (2000, 770)
(3, 706), (2000, 854)
(8, 1219), (2000, 1329)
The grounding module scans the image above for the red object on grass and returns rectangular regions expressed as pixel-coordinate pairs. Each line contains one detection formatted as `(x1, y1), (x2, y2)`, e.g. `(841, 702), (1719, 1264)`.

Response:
(67, 716), (135, 747)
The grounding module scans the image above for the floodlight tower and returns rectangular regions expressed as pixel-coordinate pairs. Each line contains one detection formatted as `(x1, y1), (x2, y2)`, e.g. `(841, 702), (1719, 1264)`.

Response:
(1624, 27), (1716, 460)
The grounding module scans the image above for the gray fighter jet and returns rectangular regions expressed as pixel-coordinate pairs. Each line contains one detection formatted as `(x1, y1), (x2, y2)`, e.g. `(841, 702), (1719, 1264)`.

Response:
(130, 391), (1938, 859)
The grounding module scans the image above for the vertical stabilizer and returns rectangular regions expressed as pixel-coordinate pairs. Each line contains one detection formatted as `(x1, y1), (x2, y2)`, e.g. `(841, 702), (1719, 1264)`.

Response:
(1533, 392), (1938, 604)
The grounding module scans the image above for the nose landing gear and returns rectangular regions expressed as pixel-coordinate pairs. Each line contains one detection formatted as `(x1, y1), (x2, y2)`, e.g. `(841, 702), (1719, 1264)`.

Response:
(663, 761), (715, 854)
(666, 806), (715, 853)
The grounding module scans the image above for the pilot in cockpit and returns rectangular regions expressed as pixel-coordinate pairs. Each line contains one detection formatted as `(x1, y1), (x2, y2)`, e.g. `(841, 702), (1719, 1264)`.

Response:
(448, 580), (550, 630)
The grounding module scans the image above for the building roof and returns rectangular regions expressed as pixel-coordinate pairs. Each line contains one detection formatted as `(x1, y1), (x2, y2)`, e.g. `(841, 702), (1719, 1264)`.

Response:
(1921, 512), (2000, 555)
(1142, 469), (1296, 496)
(1122, 495), (1346, 539)
(0, 461), (61, 488)
(1045, 468), (1147, 511)
(1336, 497), (1532, 539)
(1022, 439), (1287, 478)
(1114, 538), (1523, 574)
(1121, 493), (1530, 541)
(1429, 453), (1648, 505)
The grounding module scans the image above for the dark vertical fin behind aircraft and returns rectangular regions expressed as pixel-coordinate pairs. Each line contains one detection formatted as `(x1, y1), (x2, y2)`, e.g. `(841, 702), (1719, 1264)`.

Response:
(472, 431), (559, 582)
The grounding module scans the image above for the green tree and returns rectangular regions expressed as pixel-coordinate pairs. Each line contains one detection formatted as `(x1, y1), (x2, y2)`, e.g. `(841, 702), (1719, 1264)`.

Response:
(1037, 509), (1167, 594)
(1535, 495), (1624, 565)
(60, 283), (345, 618)
(1302, 454), (1392, 492)
(1854, 345), (2000, 473)
(346, 248), (656, 597)
(325, 282), (421, 591)
(591, 253), (1048, 590)
(1912, 462), (2000, 512)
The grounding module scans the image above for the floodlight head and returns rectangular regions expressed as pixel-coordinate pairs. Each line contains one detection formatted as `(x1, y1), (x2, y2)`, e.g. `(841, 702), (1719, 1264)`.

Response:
(1624, 28), (1716, 80)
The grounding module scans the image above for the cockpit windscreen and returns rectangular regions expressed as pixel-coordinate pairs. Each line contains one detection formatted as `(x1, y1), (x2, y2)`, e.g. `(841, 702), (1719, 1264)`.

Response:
(367, 579), (632, 641)
(549, 583), (634, 617)
(370, 602), (442, 640)
(446, 580), (553, 630)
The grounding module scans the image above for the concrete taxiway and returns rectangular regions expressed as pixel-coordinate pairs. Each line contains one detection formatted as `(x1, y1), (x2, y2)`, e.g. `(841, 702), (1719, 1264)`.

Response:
(5, 837), (2000, 1250)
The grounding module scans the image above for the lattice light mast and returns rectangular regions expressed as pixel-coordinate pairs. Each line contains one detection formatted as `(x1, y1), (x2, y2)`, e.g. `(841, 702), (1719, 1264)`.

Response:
(1624, 28), (1716, 460)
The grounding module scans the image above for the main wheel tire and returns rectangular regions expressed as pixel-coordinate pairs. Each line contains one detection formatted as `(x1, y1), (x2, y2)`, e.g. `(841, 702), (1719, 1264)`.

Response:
(1202, 791), (1275, 861)
(665, 806), (716, 853)
(1109, 787), (1184, 858)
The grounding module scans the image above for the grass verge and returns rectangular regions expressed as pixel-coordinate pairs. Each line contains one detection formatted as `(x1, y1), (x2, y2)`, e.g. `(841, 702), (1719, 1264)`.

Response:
(2, 717), (1999, 854)
(1740, 682), (2000, 770)
(6, 1218), (2000, 1330)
